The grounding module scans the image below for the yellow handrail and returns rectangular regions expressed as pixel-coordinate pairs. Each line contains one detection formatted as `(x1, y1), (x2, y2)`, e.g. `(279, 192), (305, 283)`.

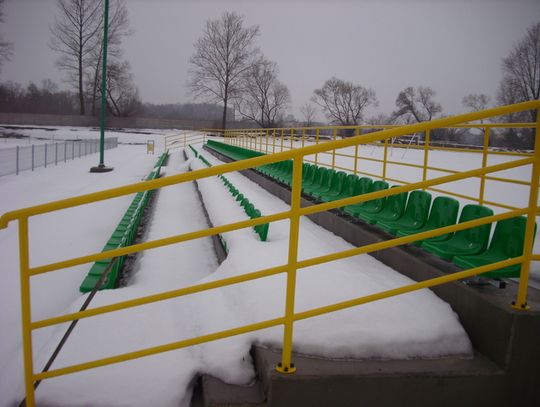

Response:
(1, 100), (539, 406)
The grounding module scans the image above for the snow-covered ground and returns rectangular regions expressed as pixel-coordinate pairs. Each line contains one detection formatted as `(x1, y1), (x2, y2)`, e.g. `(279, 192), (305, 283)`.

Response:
(0, 126), (536, 406)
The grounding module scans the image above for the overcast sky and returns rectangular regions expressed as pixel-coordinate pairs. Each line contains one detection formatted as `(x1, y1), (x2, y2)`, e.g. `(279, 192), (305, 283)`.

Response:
(2, 0), (539, 121)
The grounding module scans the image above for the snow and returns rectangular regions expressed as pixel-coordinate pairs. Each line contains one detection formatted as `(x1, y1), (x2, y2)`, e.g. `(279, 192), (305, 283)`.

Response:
(0, 126), (534, 406)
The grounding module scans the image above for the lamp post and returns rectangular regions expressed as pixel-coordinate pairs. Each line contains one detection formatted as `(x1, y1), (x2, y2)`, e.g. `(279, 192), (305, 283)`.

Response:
(90, 0), (113, 173)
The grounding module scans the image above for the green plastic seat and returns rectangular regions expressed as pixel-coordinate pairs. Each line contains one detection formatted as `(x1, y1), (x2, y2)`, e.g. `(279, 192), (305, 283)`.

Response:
(323, 174), (357, 203)
(396, 196), (459, 245)
(452, 216), (536, 279)
(302, 166), (326, 192)
(313, 171), (347, 201)
(376, 190), (432, 235)
(357, 186), (408, 225)
(343, 179), (386, 217)
(303, 167), (330, 195)
(421, 204), (494, 261)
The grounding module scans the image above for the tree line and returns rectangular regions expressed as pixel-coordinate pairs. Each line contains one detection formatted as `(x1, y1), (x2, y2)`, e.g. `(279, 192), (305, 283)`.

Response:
(0, 1), (538, 148)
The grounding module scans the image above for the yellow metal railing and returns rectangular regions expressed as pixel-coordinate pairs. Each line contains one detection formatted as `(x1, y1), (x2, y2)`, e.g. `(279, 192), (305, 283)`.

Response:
(223, 122), (536, 211)
(164, 132), (206, 151)
(0, 101), (539, 406)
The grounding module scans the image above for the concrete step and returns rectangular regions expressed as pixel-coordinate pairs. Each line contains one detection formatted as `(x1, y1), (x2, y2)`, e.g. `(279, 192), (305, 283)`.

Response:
(195, 345), (506, 407)
(197, 374), (266, 407)
(254, 346), (506, 407)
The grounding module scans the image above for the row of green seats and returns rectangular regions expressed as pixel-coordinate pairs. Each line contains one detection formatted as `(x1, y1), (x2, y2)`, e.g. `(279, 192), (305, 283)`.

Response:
(191, 145), (269, 242)
(79, 152), (168, 293)
(206, 140), (264, 161)
(258, 159), (534, 280)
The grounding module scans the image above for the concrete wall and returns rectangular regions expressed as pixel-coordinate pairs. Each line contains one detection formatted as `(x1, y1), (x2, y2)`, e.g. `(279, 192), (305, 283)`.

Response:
(0, 112), (255, 131)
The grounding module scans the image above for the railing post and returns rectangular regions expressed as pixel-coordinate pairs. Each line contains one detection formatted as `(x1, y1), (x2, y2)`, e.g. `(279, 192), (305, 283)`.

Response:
(259, 130), (263, 152)
(382, 138), (389, 180)
(290, 128), (294, 151)
(19, 217), (36, 407)
(44, 143), (47, 168)
(315, 128), (320, 166)
(265, 129), (269, 154)
(31, 144), (34, 171)
(422, 130), (430, 189)
(272, 130), (276, 154)
(513, 112), (540, 310)
(55, 142), (58, 166)
(277, 156), (302, 375)
(301, 128), (305, 148)
(332, 129), (337, 170)
(478, 128), (490, 205)
(353, 128), (360, 175)
(16, 145), (19, 175)
(280, 129), (284, 152)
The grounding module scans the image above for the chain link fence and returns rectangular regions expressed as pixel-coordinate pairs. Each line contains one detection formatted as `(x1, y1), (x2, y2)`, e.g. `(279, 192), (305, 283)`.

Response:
(0, 138), (118, 177)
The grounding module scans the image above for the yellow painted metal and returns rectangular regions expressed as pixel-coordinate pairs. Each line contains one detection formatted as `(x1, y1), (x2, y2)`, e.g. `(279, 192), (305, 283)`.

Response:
(19, 217), (36, 407)
(331, 128), (337, 170)
(3, 101), (540, 402)
(35, 316), (286, 381)
(479, 128), (490, 205)
(513, 112), (540, 310)
(354, 128), (360, 175)
(277, 157), (303, 374)
(422, 130), (430, 189)
(382, 138), (388, 180)
(315, 128), (320, 166)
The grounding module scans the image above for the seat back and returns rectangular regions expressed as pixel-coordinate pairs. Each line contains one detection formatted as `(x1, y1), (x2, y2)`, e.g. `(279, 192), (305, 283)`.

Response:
(363, 180), (389, 210)
(381, 186), (408, 218)
(329, 171), (347, 194)
(489, 216), (533, 257)
(354, 177), (373, 196)
(342, 174), (358, 197)
(454, 204), (493, 250)
(403, 190), (432, 223)
(426, 196), (459, 229)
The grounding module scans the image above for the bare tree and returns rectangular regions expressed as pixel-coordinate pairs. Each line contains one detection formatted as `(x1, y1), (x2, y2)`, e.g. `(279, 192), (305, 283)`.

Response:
(300, 103), (317, 127)
(312, 77), (378, 125)
(0, 0), (13, 72)
(235, 56), (291, 128)
(99, 60), (140, 117)
(462, 93), (491, 112)
(497, 21), (540, 122)
(50, 0), (104, 115)
(392, 86), (442, 123)
(189, 12), (260, 130)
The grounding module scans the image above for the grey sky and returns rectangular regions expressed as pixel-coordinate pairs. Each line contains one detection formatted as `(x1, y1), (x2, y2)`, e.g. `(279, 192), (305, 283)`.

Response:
(2, 0), (539, 121)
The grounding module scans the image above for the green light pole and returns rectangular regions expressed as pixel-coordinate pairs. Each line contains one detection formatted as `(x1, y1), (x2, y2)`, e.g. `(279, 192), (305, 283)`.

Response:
(91, 0), (113, 173)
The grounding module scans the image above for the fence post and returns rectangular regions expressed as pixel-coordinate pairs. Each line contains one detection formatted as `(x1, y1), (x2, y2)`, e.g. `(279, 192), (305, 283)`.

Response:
(280, 129), (284, 152)
(78, 141), (81, 158)
(55, 143), (58, 166)
(16, 146), (19, 175)
(44, 143), (47, 168)
(277, 156), (302, 375)
(478, 128), (490, 205)
(31, 144), (34, 171)
(64, 142), (67, 163)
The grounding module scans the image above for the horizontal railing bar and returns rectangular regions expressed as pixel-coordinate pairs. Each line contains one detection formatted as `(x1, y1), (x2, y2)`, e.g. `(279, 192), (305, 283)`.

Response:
(2, 101), (537, 228)
(296, 208), (527, 271)
(31, 263), (289, 329)
(294, 257), (524, 322)
(300, 157), (533, 216)
(33, 316), (285, 381)
(30, 211), (290, 275)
